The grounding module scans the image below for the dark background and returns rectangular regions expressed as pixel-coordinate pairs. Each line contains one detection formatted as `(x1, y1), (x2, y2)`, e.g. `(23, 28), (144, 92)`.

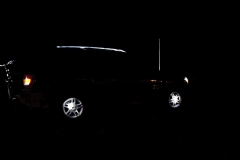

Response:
(1, 3), (235, 74)
(0, 2), (237, 158)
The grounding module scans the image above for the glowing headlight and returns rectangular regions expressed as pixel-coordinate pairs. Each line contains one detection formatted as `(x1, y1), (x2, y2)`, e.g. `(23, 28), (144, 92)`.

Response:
(23, 76), (31, 86)
(184, 77), (189, 84)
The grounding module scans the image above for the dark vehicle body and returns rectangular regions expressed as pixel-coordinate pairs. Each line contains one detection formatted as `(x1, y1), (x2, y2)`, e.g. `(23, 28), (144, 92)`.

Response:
(2, 45), (193, 133)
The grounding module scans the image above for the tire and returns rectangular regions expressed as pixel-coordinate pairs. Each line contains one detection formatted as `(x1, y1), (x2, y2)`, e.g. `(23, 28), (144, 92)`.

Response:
(49, 91), (86, 121)
(49, 91), (106, 137)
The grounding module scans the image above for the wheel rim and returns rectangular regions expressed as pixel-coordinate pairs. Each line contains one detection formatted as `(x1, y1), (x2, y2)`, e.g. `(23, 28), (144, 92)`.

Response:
(168, 92), (182, 108)
(63, 98), (83, 118)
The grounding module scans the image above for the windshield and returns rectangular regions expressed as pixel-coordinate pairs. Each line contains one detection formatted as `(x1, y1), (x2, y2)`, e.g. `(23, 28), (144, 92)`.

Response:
(11, 47), (127, 77)
(55, 48), (126, 72)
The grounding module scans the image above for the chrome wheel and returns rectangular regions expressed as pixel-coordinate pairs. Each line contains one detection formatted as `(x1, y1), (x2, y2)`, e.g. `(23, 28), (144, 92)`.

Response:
(63, 98), (83, 118)
(168, 92), (182, 108)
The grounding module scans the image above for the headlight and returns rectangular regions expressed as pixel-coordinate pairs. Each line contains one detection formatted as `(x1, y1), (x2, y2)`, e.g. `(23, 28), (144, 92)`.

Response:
(23, 74), (35, 88)
(184, 77), (189, 84)
(23, 76), (31, 86)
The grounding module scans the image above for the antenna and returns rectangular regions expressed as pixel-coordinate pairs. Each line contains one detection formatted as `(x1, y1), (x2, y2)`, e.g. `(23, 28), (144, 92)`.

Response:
(159, 39), (160, 71)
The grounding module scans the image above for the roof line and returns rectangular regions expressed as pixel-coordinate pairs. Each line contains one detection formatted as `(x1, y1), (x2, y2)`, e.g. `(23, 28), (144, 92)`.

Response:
(56, 46), (126, 53)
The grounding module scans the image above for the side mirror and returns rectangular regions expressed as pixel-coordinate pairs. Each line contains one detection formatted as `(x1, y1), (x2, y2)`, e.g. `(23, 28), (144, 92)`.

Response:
(7, 60), (16, 65)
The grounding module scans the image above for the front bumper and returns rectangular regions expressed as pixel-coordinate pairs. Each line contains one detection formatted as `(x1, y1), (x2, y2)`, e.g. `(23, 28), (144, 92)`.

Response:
(18, 89), (50, 109)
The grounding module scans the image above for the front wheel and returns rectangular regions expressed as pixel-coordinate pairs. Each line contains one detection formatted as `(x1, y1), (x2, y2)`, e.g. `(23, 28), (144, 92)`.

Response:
(62, 97), (84, 119)
(49, 93), (86, 121)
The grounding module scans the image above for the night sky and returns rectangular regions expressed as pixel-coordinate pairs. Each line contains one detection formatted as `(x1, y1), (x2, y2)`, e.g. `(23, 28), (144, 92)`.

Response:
(1, 3), (234, 75)
(0, 3), (236, 157)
